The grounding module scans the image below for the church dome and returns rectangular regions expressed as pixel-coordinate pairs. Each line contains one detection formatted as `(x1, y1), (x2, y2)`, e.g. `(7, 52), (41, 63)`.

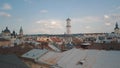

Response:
(3, 27), (11, 33)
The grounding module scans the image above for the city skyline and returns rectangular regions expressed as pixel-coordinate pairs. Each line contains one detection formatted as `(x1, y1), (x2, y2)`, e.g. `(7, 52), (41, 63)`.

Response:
(0, 0), (120, 34)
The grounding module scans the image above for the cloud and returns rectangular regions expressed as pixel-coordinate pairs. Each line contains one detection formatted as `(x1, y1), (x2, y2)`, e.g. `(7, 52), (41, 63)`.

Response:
(104, 15), (110, 19)
(111, 14), (120, 20)
(0, 12), (11, 17)
(36, 19), (63, 29)
(40, 10), (48, 13)
(105, 23), (111, 26)
(70, 16), (112, 33)
(28, 16), (113, 34)
(72, 16), (101, 23)
(104, 14), (120, 26)
(2, 3), (12, 10)
(30, 29), (51, 34)
(35, 19), (64, 34)
(85, 26), (91, 29)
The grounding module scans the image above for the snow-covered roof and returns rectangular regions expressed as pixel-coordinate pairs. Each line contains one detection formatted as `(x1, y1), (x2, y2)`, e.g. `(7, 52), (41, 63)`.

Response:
(36, 48), (120, 68)
(48, 44), (60, 52)
(37, 51), (62, 65)
(37, 48), (87, 68)
(92, 51), (120, 68)
(57, 49), (87, 68)
(22, 49), (48, 60)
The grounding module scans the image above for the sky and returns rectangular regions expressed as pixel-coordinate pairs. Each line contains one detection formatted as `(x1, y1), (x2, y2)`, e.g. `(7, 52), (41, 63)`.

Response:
(0, 0), (120, 34)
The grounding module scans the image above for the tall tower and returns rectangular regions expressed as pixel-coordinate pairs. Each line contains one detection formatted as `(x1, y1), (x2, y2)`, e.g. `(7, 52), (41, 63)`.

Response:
(19, 26), (23, 37)
(65, 18), (72, 44)
(66, 18), (71, 34)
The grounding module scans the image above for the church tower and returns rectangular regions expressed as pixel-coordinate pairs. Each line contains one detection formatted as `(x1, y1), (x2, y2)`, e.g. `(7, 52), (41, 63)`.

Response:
(114, 22), (120, 34)
(19, 26), (23, 38)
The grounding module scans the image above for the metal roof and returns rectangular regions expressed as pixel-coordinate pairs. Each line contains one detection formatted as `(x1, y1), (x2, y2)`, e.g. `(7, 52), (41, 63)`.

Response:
(37, 51), (62, 65)
(22, 49), (48, 60)
(48, 44), (60, 52)
(36, 49), (120, 68)
(37, 48), (87, 68)
(92, 51), (120, 68)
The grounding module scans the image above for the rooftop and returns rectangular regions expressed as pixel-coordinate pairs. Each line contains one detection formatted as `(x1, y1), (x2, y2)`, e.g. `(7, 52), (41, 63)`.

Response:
(22, 49), (48, 60)
(0, 38), (10, 41)
(0, 54), (29, 68)
(36, 48), (120, 68)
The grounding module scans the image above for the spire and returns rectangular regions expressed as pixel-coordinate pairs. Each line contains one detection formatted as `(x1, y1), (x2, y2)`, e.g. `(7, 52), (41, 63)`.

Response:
(66, 18), (71, 22)
(114, 22), (119, 30)
(12, 30), (16, 38)
(13, 30), (15, 35)
(6, 27), (8, 30)
(19, 26), (23, 37)
(20, 26), (23, 33)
